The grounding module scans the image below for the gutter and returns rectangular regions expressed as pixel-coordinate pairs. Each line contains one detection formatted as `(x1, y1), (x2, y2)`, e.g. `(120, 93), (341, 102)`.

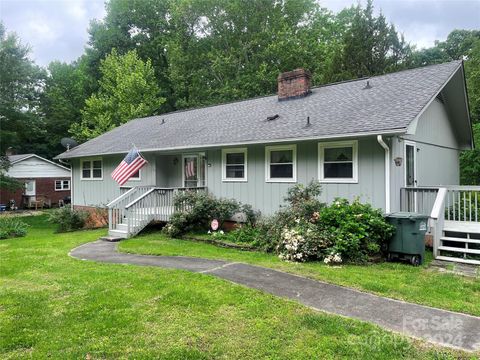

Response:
(58, 158), (73, 207)
(55, 128), (406, 160)
(377, 135), (391, 213)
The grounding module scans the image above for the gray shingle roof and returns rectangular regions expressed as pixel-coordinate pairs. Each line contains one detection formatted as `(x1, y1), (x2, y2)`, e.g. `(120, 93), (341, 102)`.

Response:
(57, 61), (462, 159)
(8, 154), (35, 163)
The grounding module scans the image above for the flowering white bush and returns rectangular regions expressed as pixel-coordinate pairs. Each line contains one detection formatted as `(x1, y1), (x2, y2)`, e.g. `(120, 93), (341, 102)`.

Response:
(323, 252), (343, 265)
(277, 221), (334, 262)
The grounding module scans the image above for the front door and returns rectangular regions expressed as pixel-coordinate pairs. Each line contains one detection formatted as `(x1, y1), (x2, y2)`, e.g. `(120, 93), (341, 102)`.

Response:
(183, 155), (198, 187)
(183, 154), (206, 188)
(405, 141), (417, 211)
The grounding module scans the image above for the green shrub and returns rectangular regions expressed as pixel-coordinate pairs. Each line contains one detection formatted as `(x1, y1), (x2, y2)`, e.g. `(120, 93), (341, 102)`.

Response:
(276, 221), (336, 262)
(253, 181), (394, 263)
(255, 181), (326, 252)
(166, 191), (242, 237)
(0, 217), (29, 239)
(47, 206), (88, 232)
(318, 198), (395, 263)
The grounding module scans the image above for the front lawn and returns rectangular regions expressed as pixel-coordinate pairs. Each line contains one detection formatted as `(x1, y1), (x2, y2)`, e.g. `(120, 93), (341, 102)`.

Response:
(0, 215), (468, 359)
(120, 231), (480, 317)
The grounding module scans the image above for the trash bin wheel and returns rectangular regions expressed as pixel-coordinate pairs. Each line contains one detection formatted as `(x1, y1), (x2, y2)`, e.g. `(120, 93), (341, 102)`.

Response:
(410, 255), (420, 266)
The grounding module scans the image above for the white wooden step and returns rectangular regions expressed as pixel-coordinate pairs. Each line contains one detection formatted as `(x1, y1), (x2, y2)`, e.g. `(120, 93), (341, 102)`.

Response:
(440, 237), (480, 244)
(436, 255), (480, 265)
(108, 229), (129, 239)
(116, 224), (128, 231)
(438, 246), (480, 255)
(443, 220), (480, 233)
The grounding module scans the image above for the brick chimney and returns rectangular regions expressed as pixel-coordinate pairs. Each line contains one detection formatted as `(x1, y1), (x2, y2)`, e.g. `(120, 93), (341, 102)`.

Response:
(277, 68), (311, 101)
(5, 147), (15, 156)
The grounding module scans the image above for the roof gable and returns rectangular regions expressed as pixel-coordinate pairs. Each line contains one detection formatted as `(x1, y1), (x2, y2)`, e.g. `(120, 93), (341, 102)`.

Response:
(57, 61), (466, 159)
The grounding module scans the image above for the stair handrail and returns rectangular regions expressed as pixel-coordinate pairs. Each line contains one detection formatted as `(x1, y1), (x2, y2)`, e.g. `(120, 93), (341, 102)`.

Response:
(107, 186), (138, 208)
(430, 187), (447, 258)
(125, 188), (157, 209)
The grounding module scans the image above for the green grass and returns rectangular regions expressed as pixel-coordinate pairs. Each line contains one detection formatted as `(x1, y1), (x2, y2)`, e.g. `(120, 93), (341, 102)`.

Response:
(0, 216), (474, 359)
(120, 231), (480, 318)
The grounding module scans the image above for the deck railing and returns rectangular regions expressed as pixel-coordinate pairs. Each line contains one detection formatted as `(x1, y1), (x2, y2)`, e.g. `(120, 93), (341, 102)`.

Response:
(122, 186), (206, 237)
(107, 186), (155, 231)
(444, 186), (480, 222)
(400, 187), (439, 215)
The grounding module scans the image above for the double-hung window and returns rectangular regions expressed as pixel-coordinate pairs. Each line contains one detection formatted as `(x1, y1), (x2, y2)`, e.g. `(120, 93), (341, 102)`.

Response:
(265, 145), (297, 182)
(81, 158), (103, 180)
(55, 180), (70, 190)
(318, 141), (358, 183)
(222, 148), (247, 181)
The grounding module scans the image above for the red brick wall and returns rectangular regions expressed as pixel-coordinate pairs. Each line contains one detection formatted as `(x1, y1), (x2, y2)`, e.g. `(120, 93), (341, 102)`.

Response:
(0, 188), (23, 207)
(0, 177), (70, 208)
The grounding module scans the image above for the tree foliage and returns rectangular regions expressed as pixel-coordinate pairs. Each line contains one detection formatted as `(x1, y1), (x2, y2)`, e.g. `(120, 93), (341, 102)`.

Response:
(70, 49), (165, 141)
(0, 23), (46, 156)
(0, 156), (21, 192)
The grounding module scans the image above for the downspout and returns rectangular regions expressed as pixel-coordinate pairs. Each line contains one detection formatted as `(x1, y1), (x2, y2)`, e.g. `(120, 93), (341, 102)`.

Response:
(377, 135), (390, 213)
(58, 159), (73, 207)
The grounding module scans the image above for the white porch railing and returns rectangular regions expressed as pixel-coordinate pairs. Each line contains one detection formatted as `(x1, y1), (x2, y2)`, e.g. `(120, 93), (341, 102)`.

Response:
(400, 186), (480, 265)
(108, 186), (206, 238)
(107, 186), (155, 231)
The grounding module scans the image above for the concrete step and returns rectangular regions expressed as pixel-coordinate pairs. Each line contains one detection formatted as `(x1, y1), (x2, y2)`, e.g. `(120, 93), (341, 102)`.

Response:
(440, 236), (480, 244)
(436, 255), (480, 265)
(108, 229), (129, 239)
(438, 246), (480, 255)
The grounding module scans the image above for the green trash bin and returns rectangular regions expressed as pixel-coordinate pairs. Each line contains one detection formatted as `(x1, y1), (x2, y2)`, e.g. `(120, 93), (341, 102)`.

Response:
(385, 212), (429, 266)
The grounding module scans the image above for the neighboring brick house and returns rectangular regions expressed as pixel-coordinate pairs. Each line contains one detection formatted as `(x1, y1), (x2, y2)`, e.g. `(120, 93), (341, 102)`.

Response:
(0, 154), (71, 209)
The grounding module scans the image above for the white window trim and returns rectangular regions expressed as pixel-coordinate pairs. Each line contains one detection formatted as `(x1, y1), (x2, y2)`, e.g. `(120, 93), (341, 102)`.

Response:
(265, 144), (297, 183)
(80, 157), (103, 181)
(404, 140), (417, 187)
(128, 169), (142, 181)
(222, 148), (248, 182)
(318, 140), (358, 183)
(55, 180), (70, 191)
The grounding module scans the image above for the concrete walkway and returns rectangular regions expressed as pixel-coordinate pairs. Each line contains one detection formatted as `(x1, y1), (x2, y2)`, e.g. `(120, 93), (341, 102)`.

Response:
(70, 240), (480, 352)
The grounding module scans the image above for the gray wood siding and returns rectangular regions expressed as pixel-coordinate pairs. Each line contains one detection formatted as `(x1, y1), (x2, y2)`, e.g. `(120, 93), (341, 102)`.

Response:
(72, 153), (157, 207)
(389, 98), (461, 212)
(409, 99), (460, 186)
(206, 138), (385, 215)
(72, 138), (386, 214)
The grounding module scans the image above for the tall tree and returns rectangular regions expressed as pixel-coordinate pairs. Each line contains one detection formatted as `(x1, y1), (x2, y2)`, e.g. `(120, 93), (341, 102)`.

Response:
(41, 59), (94, 158)
(86, 0), (174, 111)
(70, 49), (165, 141)
(167, 0), (338, 108)
(0, 23), (46, 156)
(335, 0), (412, 79)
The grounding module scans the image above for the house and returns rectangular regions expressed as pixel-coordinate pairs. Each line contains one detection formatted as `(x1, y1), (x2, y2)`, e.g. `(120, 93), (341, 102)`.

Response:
(56, 60), (476, 265)
(0, 154), (71, 209)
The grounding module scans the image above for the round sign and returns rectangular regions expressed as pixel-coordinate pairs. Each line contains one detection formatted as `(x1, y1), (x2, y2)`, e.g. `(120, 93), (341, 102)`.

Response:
(211, 219), (219, 231)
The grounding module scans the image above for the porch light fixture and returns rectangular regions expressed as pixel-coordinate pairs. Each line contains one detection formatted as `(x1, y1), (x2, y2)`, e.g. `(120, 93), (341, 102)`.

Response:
(173, 157), (178, 165)
(394, 157), (403, 166)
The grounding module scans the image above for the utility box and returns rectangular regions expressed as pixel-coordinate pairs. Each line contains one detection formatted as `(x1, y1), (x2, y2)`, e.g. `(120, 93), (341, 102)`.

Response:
(385, 212), (429, 266)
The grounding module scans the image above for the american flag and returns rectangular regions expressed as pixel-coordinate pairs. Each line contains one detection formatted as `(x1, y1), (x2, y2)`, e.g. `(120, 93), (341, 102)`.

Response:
(111, 148), (147, 185)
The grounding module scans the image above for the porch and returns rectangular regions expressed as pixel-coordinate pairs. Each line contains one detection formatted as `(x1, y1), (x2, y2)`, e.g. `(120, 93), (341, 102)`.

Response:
(107, 186), (205, 238)
(401, 186), (480, 265)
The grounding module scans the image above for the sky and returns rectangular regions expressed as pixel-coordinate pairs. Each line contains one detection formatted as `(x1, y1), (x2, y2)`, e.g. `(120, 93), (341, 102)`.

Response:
(0, 0), (479, 67)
